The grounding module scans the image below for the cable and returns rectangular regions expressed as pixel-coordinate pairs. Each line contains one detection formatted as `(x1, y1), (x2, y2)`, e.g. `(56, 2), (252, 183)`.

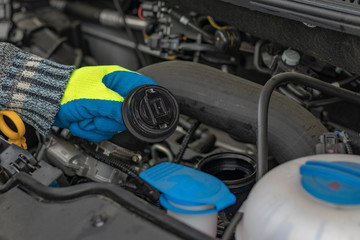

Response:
(168, 9), (213, 43)
(113, 0), (147, 67)
(280, 85), (344, 108)
(81, 143), (136, 174)
(278, 86), (306, 106)
(174, 120), (201, 163)
(207, 16), (228, 30)
(222, 211), (243, 240)
(337, 75), (360, 87)
(81, 143), (159, 202)
(257, 72), (360, 180)
(305, 97), (343, 108)
(253, 40), (272, 74)
(286, 83), (312, 100)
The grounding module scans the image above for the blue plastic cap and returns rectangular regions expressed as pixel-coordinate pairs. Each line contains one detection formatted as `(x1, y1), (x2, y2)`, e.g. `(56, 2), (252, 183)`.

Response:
(300, 161), (360, 204)
(140, 162), (236, 214)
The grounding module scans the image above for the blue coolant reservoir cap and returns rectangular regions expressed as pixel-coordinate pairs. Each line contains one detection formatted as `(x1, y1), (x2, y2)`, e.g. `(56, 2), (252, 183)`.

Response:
(140, 162), (236, 214)
(300, 161), (360, 204)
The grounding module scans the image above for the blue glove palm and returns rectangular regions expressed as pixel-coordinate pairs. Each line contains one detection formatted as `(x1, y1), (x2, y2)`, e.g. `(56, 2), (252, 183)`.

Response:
(54, 65), (157, 142)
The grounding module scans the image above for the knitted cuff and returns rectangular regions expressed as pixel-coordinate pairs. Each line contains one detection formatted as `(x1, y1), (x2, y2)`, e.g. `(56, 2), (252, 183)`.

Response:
(0, 42), (75, 135)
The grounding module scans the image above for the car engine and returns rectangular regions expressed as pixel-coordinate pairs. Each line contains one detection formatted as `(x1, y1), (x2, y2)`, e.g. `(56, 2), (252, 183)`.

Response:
(1, 0), (360, 239)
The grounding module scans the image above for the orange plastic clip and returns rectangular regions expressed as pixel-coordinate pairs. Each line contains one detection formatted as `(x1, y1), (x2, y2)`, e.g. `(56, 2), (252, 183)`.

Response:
(0, 110), (27, 149)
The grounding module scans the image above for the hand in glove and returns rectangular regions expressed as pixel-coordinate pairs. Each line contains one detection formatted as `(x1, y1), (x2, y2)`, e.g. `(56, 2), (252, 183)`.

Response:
(54, 65), (157, 142)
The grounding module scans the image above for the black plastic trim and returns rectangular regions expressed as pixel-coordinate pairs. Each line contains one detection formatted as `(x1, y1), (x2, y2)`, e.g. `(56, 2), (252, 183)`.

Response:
(0, 173), (213, 240)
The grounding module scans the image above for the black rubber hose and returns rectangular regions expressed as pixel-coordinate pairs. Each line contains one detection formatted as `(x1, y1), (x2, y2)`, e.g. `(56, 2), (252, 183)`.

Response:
(0, 173), (212, 240)
(257, 72), (360, 179)
(174, 120), (201, 163)
(138, 61), (327, 163)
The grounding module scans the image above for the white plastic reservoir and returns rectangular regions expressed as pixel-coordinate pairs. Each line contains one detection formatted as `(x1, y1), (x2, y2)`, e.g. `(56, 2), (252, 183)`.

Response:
(236, 154), (360, 240)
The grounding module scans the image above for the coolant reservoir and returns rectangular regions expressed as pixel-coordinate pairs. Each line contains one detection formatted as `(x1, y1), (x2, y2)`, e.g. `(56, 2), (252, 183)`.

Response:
(236, 154), (360, 240)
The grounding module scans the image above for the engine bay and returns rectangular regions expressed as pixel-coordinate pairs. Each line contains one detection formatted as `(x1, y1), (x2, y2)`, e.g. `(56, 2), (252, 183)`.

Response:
(1, 0), (360, 239)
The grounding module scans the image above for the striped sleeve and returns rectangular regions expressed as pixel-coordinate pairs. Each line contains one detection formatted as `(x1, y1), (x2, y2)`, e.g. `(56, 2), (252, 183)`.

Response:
(0, 42), (75, 135)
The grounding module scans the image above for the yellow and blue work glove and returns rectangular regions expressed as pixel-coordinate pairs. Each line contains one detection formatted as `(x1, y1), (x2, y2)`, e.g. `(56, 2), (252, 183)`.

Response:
(54, 65), (157, 142)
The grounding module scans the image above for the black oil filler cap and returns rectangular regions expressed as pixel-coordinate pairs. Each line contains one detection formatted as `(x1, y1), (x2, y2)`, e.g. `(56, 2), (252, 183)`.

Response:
(122, 85), (179, 143)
